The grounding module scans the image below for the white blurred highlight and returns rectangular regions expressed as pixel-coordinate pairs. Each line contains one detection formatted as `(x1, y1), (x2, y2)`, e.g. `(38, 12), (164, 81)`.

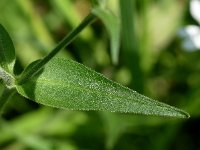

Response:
(178, 0), (200, 52)
(190, 0), (200, 24)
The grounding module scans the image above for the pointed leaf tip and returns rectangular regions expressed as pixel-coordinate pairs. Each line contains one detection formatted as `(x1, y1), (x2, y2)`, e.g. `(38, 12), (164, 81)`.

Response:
(179, 110), (190, 119)
(16, 58), (189, 118)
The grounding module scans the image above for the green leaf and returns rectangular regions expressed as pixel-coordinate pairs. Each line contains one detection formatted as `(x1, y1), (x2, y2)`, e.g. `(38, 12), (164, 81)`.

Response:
(91, 0), (107, 8)
(92, 7), (120, 65)
(16, 59), (42, 84)
(16, 58), (189, 118)
(0, 24), (16, 74)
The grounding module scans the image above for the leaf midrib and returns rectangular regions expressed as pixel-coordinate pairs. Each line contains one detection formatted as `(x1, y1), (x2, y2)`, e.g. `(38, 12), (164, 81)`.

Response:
(32, 78), (178, 112)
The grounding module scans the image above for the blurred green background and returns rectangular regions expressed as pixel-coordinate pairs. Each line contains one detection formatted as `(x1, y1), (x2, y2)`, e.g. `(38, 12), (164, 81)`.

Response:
(0, 0), (200, 149)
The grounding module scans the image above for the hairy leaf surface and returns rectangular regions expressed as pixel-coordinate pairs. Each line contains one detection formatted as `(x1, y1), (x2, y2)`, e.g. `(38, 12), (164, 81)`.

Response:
(0, 24), (15, 74)
(16, 58), (189, 118)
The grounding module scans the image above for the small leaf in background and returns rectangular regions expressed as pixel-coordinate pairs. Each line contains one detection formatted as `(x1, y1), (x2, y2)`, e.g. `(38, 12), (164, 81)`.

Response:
(16, 58), (189, 118)
(0, 24), (16, 74)
(92, 7), (120, 65)
(139, 0), (186, 72)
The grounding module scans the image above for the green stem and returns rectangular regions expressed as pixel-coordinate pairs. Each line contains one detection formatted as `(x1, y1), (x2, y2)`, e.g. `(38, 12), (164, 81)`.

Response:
(119, 0), (144, 92)
(0, 69), (15, 88)
(17, 13), (96, 85)
(0, 87), (15, 115)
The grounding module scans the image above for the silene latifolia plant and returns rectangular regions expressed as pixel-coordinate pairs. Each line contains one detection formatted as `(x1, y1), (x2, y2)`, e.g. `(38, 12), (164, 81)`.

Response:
(0, 5), (189, 118)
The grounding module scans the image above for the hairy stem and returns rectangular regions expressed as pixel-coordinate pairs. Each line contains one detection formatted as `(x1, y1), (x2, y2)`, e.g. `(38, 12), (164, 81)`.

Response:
(0, 69), (15, 88)
(17, 13), (96, 85)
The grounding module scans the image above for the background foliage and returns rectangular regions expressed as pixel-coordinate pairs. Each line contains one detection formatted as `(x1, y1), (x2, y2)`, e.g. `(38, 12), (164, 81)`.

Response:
(0, 0), (199, 149)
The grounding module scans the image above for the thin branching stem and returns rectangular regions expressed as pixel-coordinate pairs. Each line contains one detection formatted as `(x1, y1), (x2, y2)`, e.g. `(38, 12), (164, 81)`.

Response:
(17, 13), (97, 85)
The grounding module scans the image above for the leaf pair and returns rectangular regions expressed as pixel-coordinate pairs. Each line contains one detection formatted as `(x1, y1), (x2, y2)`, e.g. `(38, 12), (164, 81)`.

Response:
(0, 23), (189, 118)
